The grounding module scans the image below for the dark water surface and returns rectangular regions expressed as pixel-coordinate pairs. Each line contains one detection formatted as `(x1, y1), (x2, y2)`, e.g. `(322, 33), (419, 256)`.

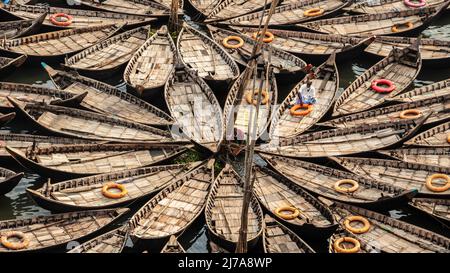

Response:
(0, 8), (449, 253)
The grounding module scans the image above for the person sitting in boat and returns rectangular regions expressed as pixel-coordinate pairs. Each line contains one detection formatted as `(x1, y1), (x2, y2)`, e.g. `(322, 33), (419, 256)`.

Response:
(294, 75), (317, 106)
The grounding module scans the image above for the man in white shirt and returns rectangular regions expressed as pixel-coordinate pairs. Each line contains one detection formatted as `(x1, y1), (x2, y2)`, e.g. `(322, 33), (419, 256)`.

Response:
(295, 80), (316, 105)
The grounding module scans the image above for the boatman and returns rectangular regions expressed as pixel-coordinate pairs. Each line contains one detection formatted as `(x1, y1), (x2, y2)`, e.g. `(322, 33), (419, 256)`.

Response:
(291, 72), (317, 107)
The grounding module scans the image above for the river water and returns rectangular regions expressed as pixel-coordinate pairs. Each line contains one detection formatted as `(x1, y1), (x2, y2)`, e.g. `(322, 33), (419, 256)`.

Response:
(0, 8), (449, 253)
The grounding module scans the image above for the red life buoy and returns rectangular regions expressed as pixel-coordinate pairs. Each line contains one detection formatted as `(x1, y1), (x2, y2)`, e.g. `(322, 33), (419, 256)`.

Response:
(50, 13), (73, 27)
(404, 0), (426, 8)
(371, 79), (396, 93)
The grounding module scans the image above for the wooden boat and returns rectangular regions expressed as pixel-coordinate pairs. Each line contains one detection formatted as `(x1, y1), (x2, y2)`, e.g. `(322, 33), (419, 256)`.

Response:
(129, 160), (215, 246)
(0, 24), (121, 61)
(331, 157), (450, 197)
(0, 167), (23, 195)
(73, 0), (174, 17)
(263, 215), (315, 253)
(405, 121), (450, 147)
(208, 25), (307, 77)
(68, 226), (129, 253)
(63, 26), (150, 79)
(261, 154), (417, 207)
(332, 41), (421, 117)
(346, 0), (446, 14)
(0, 112), (15, 127)
(323, 93), (450, 128)
(364, 36), (450, 66)
(0, 208), (129, 252)
(232, 26), (375, 62)
(27, 162), (200, 212)
(257, 115), (428, 158)
(161, 235), (186, 253)
(223, 0), (351, 27)
(6, 142), (189, 180)
(177, 24), (240, 90)
(301, 3), (450, 36)
(327, 200), (450, 253)
(0, 55), (27, 75)
(153, 0), (184, 9)
(0, 13), (45, 39)
(205, 164), (263, 251)
(43, 64), (173, 127)
(188, 0), (222, 17)
(9, 98), (174, 143)
(165, 64), (224, 153)
(223, 60), (277, 142)
(0, 81), (87, 112)
(0, 3), (156, 29)
(410, 198), (450, 224)
(390, 78), (450, 102)
(205, 0), (275, 22)
(253, 165), (337, 234)
(379, 147), (450, 168)
(269, 54), (338, 139)
(124, 26), (176, 98)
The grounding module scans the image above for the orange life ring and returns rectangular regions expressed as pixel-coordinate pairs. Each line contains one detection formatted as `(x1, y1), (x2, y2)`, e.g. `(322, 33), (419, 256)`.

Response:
(252, 31), (274, 43)
(334, 179), (359, 193)
(102, 183), (128, 199)
(344, 216), (371, 234)
(304, 8), (324, 17)
(333, 237), (361, 253)
(222, 36), (244, 49)
(50, 13), (73, 27)
(399, 109), (422, 119)
(274, 207), (300, 220)
(425, 174), (450, 193)
(290, 104), (313, 116)
(392, 22), (413, 33)
(1, 231), (30, 250)
(447, 133), (450, 144)
(246, 90), (269, 105)
(371, 79), (396, 93)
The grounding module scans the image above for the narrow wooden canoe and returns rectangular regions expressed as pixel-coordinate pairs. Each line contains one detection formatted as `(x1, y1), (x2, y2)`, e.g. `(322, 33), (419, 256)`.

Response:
(161, 235), (186, 253)
(232, 26), (375, 62)
(27, 162), (200, 211)
(124, 26), (176, 98)
(165, 65), (224, 153)
(331, 157), (450, 197)
(205, 164), (263, 251)
(254, 165), (337, 234)
(205, 0), (275, 22)
(323, 93), (450, 128)
(0, 55), (27, 75)
(73, 0), (174, 17)
(6, 142), (189, 180)
(177, 24), (240, 90)
(0, 12), (45, 39)
(223, 60), (277, 142)
(263, 215), (315, 253)
(364, 36), (450, 66)
(208, 25), (307, 77)
(223, 0), (351, 27)
(129, 160), (215, 246)
(0, 81), (87, 112)
(390, 78), (450, 102)
(346, 0), (446, 14)
(328, 200), (450, 253)
(332, 41), (422, 117)
(301, 3), (450, 36)
(0, 3), (156, 29)
(63, 26), (150, 79)
(68, 225), (129, 253)
(270, 54), (338, 139)
(0, 112), (15, 127)
(0, 167), (23, 195)
(379, 147), (450, 168)
(405, 120), (450, 147)
(261, 154), (417, 207)
(43, 64), (173, 127)
(8, 98), (174, 143)
(0, 208), (129, 252)
(0, 24), (121, 61)
(257, 115), (428, 158)
(188, 0), (222, 17)
(410, 198), (450, 224)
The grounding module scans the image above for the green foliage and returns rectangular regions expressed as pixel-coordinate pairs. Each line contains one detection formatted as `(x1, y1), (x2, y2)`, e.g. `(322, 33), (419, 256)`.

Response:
(174, 149), (202, 164)
(214, 160), (224, 175)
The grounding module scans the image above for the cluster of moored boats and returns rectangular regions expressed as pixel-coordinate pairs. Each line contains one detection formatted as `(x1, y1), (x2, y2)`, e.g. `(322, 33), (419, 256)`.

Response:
(0, 0), (449, 253)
